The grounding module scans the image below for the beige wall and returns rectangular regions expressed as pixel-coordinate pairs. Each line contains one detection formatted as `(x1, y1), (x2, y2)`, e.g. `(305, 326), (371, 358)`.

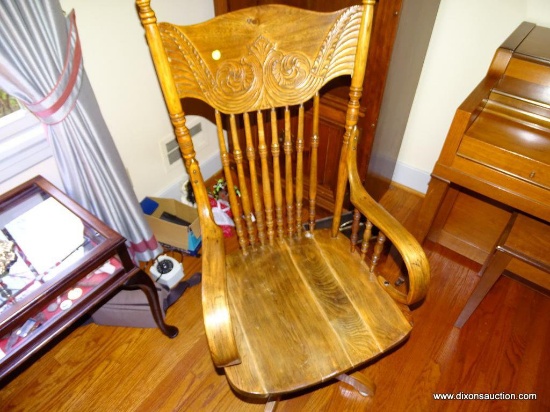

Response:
(59, 0), (217, 200)
(394, 0), (550, 193)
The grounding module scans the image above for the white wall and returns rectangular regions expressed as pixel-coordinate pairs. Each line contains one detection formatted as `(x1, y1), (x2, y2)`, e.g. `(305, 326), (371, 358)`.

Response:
(393, 0), (550, 193)
(58, 0), (218, 200)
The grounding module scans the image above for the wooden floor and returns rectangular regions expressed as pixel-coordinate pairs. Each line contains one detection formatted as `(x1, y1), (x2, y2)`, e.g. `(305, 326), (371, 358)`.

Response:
(1, 185), (549, 411)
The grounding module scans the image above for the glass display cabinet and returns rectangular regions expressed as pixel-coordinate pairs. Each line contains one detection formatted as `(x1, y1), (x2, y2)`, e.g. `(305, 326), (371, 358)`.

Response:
(0, 176), (177, 382)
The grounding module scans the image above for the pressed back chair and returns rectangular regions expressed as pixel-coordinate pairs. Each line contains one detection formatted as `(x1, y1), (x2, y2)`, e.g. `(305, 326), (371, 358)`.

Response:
(136, 0), (430, 407)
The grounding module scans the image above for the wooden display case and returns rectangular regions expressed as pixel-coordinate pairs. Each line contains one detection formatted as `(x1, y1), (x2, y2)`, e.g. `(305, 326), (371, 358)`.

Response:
(0, 176), (177, 382)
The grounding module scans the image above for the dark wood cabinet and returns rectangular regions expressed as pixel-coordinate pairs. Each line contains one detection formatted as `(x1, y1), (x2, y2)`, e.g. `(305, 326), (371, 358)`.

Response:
(212, 0), (405, 205)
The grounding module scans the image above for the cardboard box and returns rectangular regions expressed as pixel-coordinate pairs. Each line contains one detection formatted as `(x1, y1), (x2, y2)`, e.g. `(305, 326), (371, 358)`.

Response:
(142, 197), (201, 254)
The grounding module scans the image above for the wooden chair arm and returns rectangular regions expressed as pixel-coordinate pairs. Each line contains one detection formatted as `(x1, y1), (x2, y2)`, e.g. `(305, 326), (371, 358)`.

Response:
(347, 131), (430, 306)
(199, 211), (241, 367)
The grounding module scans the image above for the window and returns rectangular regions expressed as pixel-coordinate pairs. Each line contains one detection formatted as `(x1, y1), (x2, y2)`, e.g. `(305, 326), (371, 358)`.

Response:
(0, 89), (52, 183)
(0, 90), (20, 116)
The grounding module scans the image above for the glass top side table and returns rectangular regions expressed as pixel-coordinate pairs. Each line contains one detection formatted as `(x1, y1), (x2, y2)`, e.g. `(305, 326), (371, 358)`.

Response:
(0, 176), (177, 382)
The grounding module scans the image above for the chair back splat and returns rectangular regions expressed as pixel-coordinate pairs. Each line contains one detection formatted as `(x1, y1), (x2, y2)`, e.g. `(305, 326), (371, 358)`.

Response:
(137, 0), (430, 404)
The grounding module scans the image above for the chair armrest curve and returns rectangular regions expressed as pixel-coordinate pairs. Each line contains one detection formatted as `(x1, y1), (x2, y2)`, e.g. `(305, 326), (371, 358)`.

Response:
(347, 132), (430, 306)
(200, 212), (241, 367)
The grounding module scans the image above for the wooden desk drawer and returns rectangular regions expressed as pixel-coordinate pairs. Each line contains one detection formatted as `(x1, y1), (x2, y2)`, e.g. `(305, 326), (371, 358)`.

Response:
(501, 212), (550, 292)
(458, 107), (550, 189)
(504, 213), (550, 270)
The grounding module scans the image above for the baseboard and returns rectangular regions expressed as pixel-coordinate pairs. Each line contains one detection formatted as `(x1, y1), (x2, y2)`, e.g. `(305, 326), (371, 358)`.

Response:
(391, 160), (431, 194)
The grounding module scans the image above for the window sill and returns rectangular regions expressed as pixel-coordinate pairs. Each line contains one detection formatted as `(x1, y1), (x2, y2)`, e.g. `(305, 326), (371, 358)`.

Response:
(0, 111), (52, 184)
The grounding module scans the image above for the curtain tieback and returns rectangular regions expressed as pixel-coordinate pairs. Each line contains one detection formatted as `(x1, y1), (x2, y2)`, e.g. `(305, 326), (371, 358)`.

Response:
(26, 11), (83, 125)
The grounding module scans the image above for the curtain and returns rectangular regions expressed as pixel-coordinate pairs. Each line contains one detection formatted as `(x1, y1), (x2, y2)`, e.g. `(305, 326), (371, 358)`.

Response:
(0, 0), (162, 262)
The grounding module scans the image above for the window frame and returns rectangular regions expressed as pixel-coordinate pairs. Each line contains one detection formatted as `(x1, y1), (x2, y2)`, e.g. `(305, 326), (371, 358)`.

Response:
(0, 106), (52, 184)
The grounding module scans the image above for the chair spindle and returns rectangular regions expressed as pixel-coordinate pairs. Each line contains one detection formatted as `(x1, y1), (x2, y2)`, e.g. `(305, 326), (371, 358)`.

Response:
(350, 208), (361, 252)
(295, 103), (305, 238)
(271, 108), (284, 240)
(284, 107), (294, 238)
(244, 112), (266, 246)
(229, 114), (256, 248)
(361, 219), (373, 261)
(371, 231), (387, 273)
(309, 93), (320, 233)
(257, 110), (275, 245)
(215, 111), (248, 255)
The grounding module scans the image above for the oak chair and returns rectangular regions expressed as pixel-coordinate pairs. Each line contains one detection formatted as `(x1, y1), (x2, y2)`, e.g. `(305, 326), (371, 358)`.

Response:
(136, 0), (430, 408)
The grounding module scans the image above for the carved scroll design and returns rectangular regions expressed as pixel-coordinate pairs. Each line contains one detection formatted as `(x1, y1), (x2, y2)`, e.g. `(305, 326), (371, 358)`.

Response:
(158, 6), (362, 113)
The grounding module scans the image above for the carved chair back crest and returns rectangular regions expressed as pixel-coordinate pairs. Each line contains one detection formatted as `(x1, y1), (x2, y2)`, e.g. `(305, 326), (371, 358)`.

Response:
(160, 5), (363, 112)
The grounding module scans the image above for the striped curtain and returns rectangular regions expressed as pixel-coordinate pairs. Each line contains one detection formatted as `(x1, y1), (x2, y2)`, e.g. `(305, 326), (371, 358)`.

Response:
(0, 0), (162, 262)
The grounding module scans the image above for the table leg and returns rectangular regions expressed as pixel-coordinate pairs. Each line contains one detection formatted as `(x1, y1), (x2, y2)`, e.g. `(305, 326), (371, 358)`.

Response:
(454, 250), (511, 328)
(123, 269), (179, 338)
(414, 176), (449, 243)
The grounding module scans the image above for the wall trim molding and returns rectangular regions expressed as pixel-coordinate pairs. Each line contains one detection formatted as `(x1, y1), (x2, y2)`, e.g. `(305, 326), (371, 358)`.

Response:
(391, 160), (431, 195)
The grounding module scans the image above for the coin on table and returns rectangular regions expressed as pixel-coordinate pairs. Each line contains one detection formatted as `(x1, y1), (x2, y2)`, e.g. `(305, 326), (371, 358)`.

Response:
(60, 300), (72, 310)
(47, 302), (58, 312)
(67, 287), (83, 300)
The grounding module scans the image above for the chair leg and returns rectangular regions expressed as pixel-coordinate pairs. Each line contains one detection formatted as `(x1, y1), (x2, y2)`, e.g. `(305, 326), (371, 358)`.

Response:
(337, 371), (375, 397)
(455, 250), (512, 328)
(265, 396), (280, 412)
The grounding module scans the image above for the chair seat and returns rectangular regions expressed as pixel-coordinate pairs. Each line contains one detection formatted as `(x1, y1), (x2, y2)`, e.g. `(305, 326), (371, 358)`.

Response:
(224, 229), (412, 397)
